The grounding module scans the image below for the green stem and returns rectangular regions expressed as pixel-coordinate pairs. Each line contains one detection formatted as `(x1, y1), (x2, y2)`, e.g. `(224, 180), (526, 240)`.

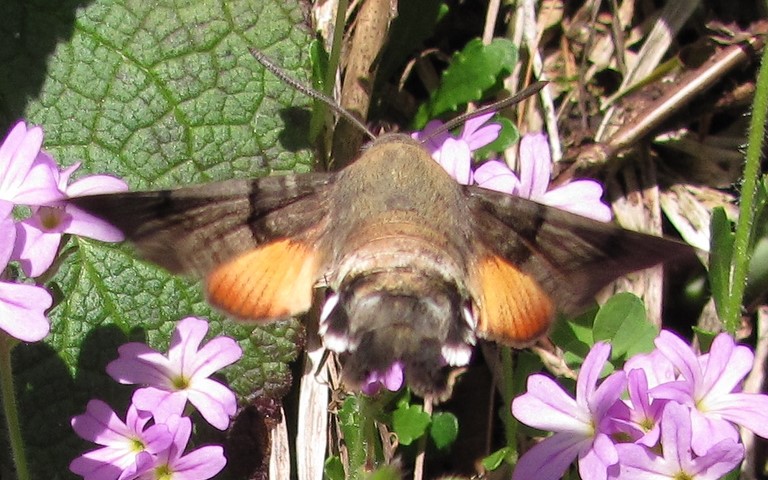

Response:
(0, 335), (29, 480)
(500, 347), (518, 460)
(324, 0), (348, 98)
(722, 40), (768, 332)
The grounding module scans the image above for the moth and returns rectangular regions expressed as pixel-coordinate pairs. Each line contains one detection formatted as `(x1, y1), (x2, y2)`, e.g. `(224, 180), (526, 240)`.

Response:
(69, 131), (691, 398)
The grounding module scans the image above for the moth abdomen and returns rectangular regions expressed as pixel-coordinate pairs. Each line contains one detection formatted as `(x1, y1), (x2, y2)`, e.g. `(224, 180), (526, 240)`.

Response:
(320, 270), (476, 398)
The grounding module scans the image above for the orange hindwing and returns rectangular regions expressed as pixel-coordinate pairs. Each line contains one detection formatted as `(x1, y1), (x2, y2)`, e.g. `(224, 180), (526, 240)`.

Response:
(474, 255), (554, 346)
(207, 239), (319, 321)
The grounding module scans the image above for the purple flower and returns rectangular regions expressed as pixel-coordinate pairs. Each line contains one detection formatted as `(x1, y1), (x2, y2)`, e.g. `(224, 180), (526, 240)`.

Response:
(615, 402), (743, 480)
(361, 361), (405, 395)
(106, 317), (242, 430)
(69, 400), (173, 480)
(13, 161), (128, 277)
(412, 112), (500, 185)
(123, 415), (226, 480)
(622, 348), (677, 389)
(511, 342), (625, 480)
(0, 203), (52, 342)
(651, 331), (768, 455)
(607, 368), (667, 447)
(0, 121), (62, 205)
(475, 133), (612, 222)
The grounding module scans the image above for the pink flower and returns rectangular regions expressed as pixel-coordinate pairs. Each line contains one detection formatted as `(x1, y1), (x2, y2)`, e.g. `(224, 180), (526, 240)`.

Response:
(615, 402), (743, 480)
(361, 361), (405, 395)
(511, 342), (625, 480)
(124, 415), (226, 480)
(69, 400), (173, 480)
(412, 112), (500, 185)
(13, 161), (128, 277)
(651, 331), (768, 455)
(0, 197), (51, 342)
(607, 369), (667, 447)
(106, 317), (242, 430)
(0, 121), (62, 205)
(475, 133), (612, 222)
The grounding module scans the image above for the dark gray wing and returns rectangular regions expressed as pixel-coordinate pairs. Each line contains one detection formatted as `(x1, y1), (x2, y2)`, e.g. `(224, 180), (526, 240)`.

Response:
(69, 173), (335, 276)
(465, 185), (693, 313)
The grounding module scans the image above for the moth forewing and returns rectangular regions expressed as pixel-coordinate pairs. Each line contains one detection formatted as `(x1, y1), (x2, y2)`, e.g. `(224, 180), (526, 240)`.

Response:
(70, 173), (337, 322)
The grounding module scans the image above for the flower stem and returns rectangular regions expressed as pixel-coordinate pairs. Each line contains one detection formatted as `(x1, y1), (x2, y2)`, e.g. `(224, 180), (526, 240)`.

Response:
(721, 39), (768, 332)
(0, 335), (30, 480)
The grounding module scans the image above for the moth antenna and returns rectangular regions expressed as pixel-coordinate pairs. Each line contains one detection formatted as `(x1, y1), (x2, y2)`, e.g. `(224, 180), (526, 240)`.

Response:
(250, 48), (376, 141)
(422, 81), (548, 143)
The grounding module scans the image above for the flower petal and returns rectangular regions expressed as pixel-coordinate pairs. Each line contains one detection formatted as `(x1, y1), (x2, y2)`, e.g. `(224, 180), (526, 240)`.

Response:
(577, 342), (611, 407)
(12, 219), (62, 277)
(512, 431), (586, 480)
(65, 210), (125, 242)
(435, 138), (472, 185)
(189, 336), (242, 379)
(0, 282), (51, 341)
(518, 132), (551, 199)
(474, 160), (519, 194)
(168, 317), (209, 372)
(187, 378), (238, 430)
(172, 445), (227, 479)
(513, 374), (590, 433)
(107, 343), (174, 386)
(542, 181), (612, 222)
(132, 388), (187, 425)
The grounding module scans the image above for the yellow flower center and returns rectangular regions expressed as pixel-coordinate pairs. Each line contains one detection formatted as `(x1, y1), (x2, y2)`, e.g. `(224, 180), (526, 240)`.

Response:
(38, 206), (63, 230)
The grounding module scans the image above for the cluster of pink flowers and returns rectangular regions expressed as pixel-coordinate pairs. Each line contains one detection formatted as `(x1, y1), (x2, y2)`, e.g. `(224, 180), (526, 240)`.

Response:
(413, 113), (612, 222)
(0, 121), (127, 343)
(70, 317), (242, 480)
(0, 122), (242, 479)
(512, 330), (768, 480)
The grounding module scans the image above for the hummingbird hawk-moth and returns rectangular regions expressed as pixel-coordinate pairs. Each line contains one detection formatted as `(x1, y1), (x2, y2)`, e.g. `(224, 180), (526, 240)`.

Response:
(69, 132), (690, 398)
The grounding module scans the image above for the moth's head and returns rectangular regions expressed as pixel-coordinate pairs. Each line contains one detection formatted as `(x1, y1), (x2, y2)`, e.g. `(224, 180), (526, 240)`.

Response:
(319, 270), (476, 398)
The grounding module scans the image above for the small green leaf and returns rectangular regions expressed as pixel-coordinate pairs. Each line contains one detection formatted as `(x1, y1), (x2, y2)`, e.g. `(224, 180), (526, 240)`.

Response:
(429, 411), (459, 450)
(709, 207), (736, 320)
(364, 465), (402, 480)
(593, 292), (657, 361)
(692, 328), (718, 352)
(338, 396), (367, 476)
(392, 403), (431, 445)
(549, 308), (598, 365)
(414, 38), (517, 126)
(482, 447), (513, 471)
(324, 456), (346, 480)
(473, 117), (519, 159)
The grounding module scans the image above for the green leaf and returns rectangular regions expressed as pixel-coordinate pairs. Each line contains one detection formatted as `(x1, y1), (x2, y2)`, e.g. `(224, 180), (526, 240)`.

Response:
(593, 293), (657, 361)
(692, 328), (718, 352)
(392, 403), (431, 446)
(745, 176), (768, 307)
(414, 37), (518, 127)
(473, 117), (519, 160)
(482, 447), (513, 471)
(429, 411), (459, 450)
(549, 307), (598, 366)
(325, 456), (346, 480)
(709, 207), (736, 320)
(338, 396), (366, 477)
(364, 465), (402, 480)
(1, 0), (313, 476)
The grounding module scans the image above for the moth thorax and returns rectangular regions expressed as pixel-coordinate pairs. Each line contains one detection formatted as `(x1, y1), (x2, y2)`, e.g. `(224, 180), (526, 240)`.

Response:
(319, 269), (477, 397)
